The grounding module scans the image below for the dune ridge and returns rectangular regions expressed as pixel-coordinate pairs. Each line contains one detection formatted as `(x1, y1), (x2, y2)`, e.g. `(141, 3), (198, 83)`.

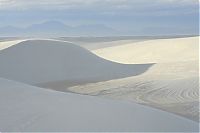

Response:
(0, 40), (24, 50)
(0, 39), (152, 86)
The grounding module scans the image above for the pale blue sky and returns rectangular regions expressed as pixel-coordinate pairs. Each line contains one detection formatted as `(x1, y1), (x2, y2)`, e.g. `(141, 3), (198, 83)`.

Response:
(0, 0), (199, 35)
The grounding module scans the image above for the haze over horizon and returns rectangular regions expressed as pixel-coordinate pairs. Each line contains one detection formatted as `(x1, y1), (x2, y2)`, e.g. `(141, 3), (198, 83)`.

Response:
(0, 0), (199, 36)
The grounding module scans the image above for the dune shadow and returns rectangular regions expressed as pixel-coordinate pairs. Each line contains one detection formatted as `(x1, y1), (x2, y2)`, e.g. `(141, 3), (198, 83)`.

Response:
(0, 39), (154, 91)
(37, 63), (154, 91)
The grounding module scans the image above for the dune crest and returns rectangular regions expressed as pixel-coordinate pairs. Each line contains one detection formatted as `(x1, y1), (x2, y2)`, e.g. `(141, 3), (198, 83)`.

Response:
(0, 40), (24, 50)
(0, 40), (152, 87)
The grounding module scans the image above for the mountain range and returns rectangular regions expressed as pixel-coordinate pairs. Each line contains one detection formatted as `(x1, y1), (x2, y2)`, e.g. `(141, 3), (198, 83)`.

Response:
(0, 21), (119, 37)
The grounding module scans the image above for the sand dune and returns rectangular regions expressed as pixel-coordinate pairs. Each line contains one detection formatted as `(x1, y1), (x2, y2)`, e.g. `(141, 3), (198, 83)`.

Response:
(93, 37), (198, 64)
(0, 38), (145, 51)
(0, 39), (152, 87)
(0, 39), (24, 50)
(69, 75), (199, 121)
(68, 37), (199, 121)
(63, 39), (146, 50)
(0, 77), (198, 132)
(0, 37), (198, 130)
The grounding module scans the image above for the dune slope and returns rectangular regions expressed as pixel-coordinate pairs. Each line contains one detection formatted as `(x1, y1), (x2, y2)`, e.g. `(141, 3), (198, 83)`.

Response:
(0, 77), (198, 132)
(0, 40), (152, 87)
(68, 37), (199, 121)
(93, 37), (198, 64)
(0, 40), (24, 50)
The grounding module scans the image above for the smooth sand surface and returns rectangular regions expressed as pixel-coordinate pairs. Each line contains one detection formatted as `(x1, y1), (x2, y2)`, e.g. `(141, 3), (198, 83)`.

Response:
(0, 40), (24, 50)
(0, 77), (198, 132)
(0, 40), (152, 85)
(68, 37), (199, 121)
(93, 37), (198, 64)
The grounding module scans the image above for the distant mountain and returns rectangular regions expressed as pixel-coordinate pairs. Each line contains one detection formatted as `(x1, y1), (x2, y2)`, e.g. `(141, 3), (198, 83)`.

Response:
(0, 21), (118, 37)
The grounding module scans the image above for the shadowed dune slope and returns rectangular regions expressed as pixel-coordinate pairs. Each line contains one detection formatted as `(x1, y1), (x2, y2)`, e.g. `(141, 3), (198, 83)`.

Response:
(0, 40), (153, 85)
(0, 77), (198, 132)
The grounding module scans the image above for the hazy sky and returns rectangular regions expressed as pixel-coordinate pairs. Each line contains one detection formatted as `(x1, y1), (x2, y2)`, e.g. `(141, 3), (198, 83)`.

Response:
(0, 0), (199, 35)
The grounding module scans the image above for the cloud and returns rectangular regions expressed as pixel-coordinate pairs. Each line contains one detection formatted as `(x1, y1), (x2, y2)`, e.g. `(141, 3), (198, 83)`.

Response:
(0, 0), (198, 35)
(0, 0), (197, 11)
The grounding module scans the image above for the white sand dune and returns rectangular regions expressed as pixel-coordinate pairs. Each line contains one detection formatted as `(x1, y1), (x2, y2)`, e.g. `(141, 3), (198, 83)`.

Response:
(0, 77), (198, 132)
(0, 39), (24, 50)
(67, 39), (146, 50)
(0, 37), (198, 131)
(68, 37), (199, 121)
(69, 75), (199, 121)
(93, 37), (198, 64)
(0, 40), (152, 87)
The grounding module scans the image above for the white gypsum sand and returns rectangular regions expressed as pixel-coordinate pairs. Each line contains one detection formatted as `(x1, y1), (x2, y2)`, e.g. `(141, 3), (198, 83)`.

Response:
(93, 37), (198, 64)
(0, 40), (24, 50)
(0, 77), (198, 132)
(68, 37), (199, 121)
(0, 37), (198, 127)
(0, 39), (152, 86)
